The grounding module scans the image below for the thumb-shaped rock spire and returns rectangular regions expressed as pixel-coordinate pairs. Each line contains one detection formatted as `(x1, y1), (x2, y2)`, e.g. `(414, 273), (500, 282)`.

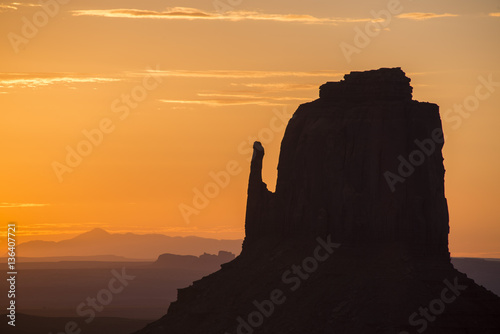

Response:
(244, 141), (275, 248)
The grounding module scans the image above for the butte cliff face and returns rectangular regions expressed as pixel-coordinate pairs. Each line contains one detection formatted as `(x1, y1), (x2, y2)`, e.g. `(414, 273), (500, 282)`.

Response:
(245, 67), (449, 258)
(135, 68), (500, 334)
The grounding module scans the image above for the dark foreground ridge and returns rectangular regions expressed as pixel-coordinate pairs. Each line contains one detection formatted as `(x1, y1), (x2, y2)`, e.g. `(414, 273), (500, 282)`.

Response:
(135, 68), (500, 334)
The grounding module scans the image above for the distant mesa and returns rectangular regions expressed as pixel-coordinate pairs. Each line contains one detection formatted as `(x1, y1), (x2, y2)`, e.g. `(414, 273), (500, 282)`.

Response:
(153, 251), (236, 270)
(135, 68), (500, 334)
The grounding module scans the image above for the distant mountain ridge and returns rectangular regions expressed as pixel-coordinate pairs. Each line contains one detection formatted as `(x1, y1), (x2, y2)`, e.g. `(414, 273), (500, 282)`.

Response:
(12, 228), (242, 259)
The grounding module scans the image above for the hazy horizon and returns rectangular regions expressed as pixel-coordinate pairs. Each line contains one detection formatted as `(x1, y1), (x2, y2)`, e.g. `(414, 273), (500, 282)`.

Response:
(1, 0), (500, 258)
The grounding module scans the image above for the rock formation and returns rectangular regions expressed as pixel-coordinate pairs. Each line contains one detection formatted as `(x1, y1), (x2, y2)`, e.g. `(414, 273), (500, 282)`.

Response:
(134, 68), (500, 334)
(244, 67), (449, 258)
(152, 251), (236, 271)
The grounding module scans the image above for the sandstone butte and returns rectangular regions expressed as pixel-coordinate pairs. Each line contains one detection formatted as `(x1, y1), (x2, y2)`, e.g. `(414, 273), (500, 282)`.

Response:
(135, 68), (500, 334)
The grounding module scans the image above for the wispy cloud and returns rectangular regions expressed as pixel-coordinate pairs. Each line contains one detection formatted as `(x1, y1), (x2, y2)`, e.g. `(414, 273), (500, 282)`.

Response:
(160, 93), (309, 107)
(396, 12), (459, 20)
(231, 82), (318, 91)
(138, 69), (344, 79)
(0, 2), (41, 12)
(161, 99), (283, 107)
(197, 93), (308, 100)
(0, 74), (120, 89)
(151, 70), (331, 107)
(11, 2), (41, 6)
(0, 203), (49, 208)
(72, 7), (380, 25)
(0, 70), (340, 91)
(0, 4), (17, 12)
(489, 12), (500, 17)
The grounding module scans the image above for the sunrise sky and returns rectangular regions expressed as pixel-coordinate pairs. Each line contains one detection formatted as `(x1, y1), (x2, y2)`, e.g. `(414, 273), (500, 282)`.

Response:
(1, 0), (499, 257)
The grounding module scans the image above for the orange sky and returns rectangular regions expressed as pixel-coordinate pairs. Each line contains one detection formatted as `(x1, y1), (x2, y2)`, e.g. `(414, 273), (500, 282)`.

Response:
(1, 0), (499, 258)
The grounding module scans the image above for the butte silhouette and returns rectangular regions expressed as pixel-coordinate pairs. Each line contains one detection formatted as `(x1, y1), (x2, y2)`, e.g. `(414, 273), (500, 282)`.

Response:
(135, 68), (500, 334)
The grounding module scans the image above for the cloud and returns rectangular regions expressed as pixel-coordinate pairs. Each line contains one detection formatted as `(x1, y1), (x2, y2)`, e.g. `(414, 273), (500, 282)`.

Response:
(72, 7), (380, 25)
(160, 93), (310, 107)
(396, 12), (459, 20)
(160, 99), (285, 107)
(149, 70), (335, 107)
(0, 4), (17, 12)
(0, 203), (49, 208)
(0, 73), (120, 89)
(138, 69), (345, 79)
(197, 93), (309, 100)
(231, 83), (318, 91)
(0, 70), (341, 92)
(489, 12), (500, 17)
(0, 2), (41, 12)
(205, 83), (319, 100)
(11, 2), (41, 6)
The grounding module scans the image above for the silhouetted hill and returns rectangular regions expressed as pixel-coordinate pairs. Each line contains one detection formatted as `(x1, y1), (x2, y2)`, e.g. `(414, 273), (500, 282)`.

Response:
(0, 252), (236, 321)
(12, 229), (242, 259)
(452, 258), (500, 296)
(135, 68), (500, 334)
